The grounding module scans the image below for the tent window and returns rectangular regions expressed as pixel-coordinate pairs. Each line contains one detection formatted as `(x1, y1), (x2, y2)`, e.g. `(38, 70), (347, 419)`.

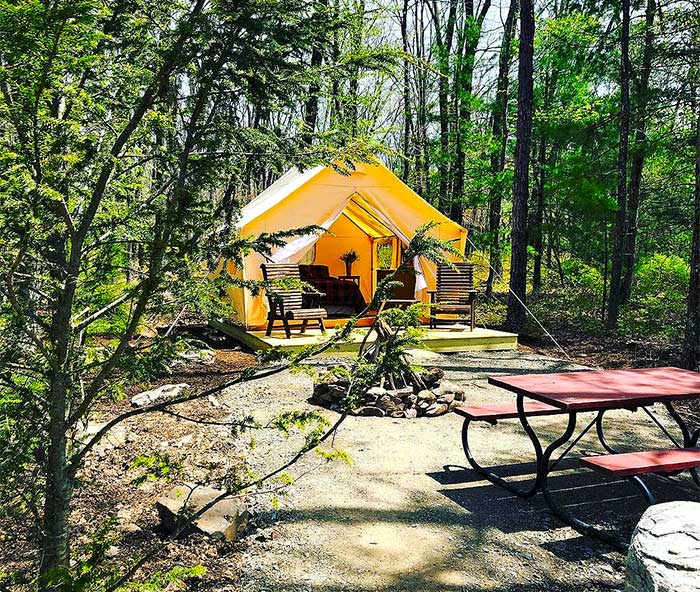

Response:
(376, 241), (393, 270)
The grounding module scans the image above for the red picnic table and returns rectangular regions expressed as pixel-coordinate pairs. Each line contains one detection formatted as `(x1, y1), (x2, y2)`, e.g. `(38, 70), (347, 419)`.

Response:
(454, 367), (700, 549)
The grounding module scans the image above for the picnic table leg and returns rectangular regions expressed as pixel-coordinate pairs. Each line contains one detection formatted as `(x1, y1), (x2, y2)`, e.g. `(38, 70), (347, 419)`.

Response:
(534, 405), (659, 551)
(515, 401), (629, 551)
(664, 402), (700, 488)
(516, 394), (578, 496)
(664, 402), (698, 447)
(461, 418), (542, 498)
(542, 468), (648, 553)
(595, 410), (619, 454)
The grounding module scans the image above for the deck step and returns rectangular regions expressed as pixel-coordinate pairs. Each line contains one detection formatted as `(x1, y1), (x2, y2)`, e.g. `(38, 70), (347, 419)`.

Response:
(581, 448), (700, 477)
(453, 400), (564, 422)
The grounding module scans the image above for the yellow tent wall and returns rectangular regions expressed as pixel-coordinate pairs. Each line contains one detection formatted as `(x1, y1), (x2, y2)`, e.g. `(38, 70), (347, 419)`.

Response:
(229, 160), (467, 329)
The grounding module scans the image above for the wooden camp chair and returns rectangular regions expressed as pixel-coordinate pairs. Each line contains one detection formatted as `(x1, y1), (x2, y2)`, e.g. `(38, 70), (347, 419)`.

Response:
(260, 263), (327, 339)
(428, 263), (477, 331)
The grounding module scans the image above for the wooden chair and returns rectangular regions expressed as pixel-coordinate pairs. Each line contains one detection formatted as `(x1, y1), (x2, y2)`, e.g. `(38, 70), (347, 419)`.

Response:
(260, 263), (327, 339)
(429, 263), (477, 330)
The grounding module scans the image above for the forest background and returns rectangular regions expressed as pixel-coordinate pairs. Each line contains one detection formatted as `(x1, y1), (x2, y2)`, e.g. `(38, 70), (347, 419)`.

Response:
(2, 0), (700, 588)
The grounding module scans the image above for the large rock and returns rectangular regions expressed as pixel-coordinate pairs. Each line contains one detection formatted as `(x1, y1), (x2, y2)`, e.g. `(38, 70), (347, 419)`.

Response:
(81, 422), (130, 449)
(156, 484), (248, 542)
(417, 389), (436, 405)
(312, 372), (349, 405)
(356, 405), (385, 417)
(131, 383), (189, 407)
(424, 402), (449, 417)
(419, 367), (445, 388)
(626, 501), (700, 592)
(435, 379), (465, 401)
(366, 386), (388, 398)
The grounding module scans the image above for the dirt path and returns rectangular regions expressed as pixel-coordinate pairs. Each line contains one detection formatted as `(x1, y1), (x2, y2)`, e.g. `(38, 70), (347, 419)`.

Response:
(224, 350), (697, 592)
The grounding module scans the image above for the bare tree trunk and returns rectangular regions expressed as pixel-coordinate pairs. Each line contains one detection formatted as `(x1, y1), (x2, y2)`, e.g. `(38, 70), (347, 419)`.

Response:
(532, 137), (546, 292)
(39, 234), (81, 581)
(303, 0), (328, 145)
(416, 1), (430, 197)
(451, 0), (491, 224)
(486, 0), (516, 296)
(620, 0), (655, 304)
(330, 0), (341, 127)
(346, 0), (366, 136)
(429, 0), (457, 213)
(683, 95), (700, 370)
(606, 0), (632, 329)
(400, 0), (411, 182)
(505, 0), (534, 332)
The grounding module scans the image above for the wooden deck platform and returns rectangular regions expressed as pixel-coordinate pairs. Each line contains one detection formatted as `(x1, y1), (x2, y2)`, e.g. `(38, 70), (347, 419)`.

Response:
(210, 318), (517, 354)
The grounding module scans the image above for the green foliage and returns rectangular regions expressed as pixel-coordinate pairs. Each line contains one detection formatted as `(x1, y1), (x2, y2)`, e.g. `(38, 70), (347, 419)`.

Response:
(527, 258), (605, 335)
(118, 339), (187, 384)
(620, 255), (689, 339)
(129, 452), (182, 486)
(270, 410), (330, 451)
(561, 259), (604, 294)
(0, 0), (397, 584)
(17, 518), (203, 591)
(315, 448), (353, 465)
(118, 566), (206, 592)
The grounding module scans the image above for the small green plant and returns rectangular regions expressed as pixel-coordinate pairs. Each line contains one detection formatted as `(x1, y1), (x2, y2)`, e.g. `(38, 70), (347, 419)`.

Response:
(130, 452), (182, 486)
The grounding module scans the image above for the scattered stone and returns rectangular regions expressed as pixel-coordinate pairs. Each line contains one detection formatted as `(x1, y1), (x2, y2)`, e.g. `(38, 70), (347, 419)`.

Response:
(448, 400), (463, 411)
(156, 484), (249, 542)
(404, 394), (417, 407)
(175, 434), (193, 448)
(626, 501), (700, 592)
(356, 406), (385, 417)
(435, 379), (465, 400)
(116, 508), (132, 521)
(379, 394), (395, 408)
(131, 383), (189, 407)
(419, 367), (444, 388)
(80, 422), (129, 450)
(311, 365), (461, 419)
(417, 390), (436, 404)
(121, 523), (142, 533)
(436, 392), (455, 405)
(366, 386), (387, 397)
(393, 387), (414, 398)
(424, 402), (449, 417)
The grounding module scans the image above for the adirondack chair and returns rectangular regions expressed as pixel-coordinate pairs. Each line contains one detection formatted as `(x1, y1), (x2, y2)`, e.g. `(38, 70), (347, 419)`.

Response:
(260, 263), (327, 339)
(428, 263), (477, 330)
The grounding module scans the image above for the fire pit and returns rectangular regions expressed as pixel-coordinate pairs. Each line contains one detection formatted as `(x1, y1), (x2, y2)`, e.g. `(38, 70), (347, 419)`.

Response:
(312, 366), (465, 418)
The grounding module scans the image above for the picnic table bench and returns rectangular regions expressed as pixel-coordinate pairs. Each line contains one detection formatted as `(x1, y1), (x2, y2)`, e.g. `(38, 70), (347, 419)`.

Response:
(454, 367), (700, 549)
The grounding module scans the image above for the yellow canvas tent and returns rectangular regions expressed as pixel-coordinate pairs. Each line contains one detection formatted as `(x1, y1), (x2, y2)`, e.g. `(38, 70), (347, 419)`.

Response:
(227, 160), (467, 329)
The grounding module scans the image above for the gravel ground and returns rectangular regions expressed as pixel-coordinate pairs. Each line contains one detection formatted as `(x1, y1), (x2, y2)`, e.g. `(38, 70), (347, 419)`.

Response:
(221, 349), (698, 592)
(6, 348), (692, 591)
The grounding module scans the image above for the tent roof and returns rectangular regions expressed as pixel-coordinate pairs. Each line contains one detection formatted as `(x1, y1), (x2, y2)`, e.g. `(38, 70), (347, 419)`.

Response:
(342, 194), (394, 239)
(237, 165), (325, 228)
(237, 159), (465, 238)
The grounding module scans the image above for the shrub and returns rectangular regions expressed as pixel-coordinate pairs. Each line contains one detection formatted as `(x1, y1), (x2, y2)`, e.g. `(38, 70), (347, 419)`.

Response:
(620, 254), (689, 340)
